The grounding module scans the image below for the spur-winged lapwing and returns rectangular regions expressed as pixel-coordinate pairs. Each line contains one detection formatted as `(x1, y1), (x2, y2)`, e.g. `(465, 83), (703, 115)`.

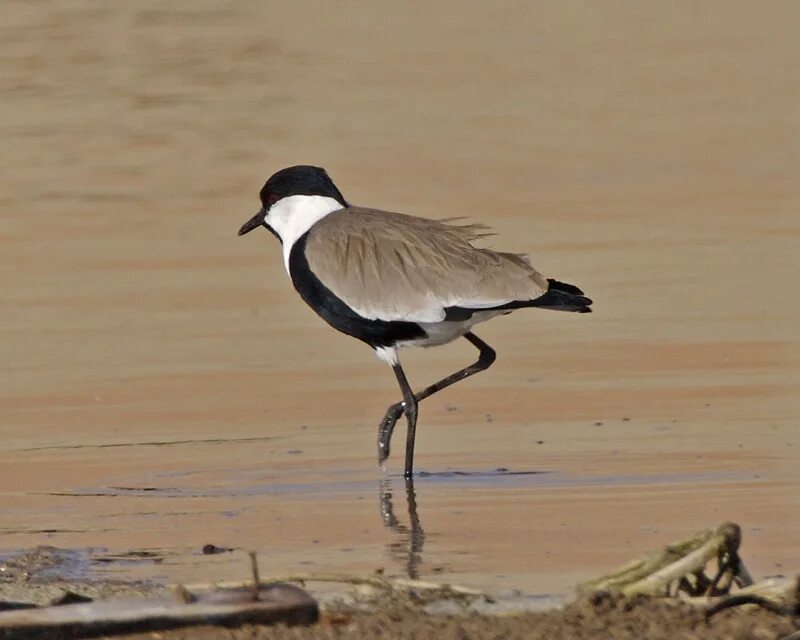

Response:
(239, 165), (592, 478)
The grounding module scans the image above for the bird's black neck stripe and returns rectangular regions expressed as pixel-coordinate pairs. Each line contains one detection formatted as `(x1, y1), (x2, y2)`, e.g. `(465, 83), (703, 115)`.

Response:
(287, 232), (427, 349)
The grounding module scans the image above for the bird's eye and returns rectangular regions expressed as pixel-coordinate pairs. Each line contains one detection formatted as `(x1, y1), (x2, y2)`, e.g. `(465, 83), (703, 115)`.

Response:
(267, 193), (280, 205)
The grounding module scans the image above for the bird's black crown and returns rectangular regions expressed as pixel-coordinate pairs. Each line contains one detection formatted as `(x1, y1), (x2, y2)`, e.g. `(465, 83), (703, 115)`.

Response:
(260, 165), (348, 208)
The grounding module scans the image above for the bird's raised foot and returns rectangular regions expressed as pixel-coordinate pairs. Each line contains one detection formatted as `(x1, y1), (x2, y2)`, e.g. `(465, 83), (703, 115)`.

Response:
(377, 401), (404, 466)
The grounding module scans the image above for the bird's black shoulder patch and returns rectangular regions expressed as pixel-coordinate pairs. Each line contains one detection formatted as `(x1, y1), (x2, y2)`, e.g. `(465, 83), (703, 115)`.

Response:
(288, 233), (427, 349)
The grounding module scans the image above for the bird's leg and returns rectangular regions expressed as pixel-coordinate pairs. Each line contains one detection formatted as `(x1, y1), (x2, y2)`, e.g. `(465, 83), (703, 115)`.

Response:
(377, 332), (497, 474)
(389, 362), (419, 479)
(412, 333), (496, 402)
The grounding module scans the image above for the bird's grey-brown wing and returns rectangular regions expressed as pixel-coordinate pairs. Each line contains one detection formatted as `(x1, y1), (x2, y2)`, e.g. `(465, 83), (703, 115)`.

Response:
(304, 207), (548, 323)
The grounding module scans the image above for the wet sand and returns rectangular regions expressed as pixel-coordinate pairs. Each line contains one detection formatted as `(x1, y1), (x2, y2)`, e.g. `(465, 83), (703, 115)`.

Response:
(1, 0), (799, 600)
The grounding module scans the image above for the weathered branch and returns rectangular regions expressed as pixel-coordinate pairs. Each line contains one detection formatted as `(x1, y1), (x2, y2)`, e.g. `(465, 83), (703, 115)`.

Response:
(183, 572), (486, 601)
(703, 576), (799, 617)
(579, 522), (747, 598)
(0, 583), (318, 639)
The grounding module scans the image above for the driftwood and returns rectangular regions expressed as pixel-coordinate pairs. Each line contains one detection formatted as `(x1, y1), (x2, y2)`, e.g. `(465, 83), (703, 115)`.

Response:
(702, 576), (799, 617)
(184, 572), (489, 605)
(579, 521), (798, 621)
(579, 522), (751, 597)
(0, 553), (318, 640)
(0, 570), (486, 639)
(0, 584), (317, 640)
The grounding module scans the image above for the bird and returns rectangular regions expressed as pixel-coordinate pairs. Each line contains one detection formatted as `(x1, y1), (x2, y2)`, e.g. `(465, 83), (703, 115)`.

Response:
(238, 165), (592, 478)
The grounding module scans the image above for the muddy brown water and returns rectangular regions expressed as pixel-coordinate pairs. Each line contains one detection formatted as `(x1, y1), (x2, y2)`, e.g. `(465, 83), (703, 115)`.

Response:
(1, 2), (798, 599)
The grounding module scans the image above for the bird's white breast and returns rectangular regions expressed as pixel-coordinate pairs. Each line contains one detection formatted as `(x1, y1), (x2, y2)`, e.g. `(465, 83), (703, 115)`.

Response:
(264, 195), (345, 273)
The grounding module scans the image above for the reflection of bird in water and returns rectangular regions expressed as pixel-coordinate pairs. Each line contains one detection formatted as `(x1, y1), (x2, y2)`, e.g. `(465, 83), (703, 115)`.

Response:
(379, 478), (425, 579)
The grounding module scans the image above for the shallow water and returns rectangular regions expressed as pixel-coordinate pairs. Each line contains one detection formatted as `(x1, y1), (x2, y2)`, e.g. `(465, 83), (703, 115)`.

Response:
(1, 2), (798, 595)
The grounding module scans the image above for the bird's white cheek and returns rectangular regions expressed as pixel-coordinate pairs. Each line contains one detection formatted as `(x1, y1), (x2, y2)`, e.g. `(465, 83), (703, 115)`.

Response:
(265, 195), (345, 272)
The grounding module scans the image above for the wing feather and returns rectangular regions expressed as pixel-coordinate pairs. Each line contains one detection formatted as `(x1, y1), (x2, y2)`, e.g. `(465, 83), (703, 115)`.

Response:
(304, 207), (548, 323)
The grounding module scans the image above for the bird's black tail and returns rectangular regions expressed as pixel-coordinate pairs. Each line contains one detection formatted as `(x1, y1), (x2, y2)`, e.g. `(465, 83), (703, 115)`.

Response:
(530, 279), (593, 313)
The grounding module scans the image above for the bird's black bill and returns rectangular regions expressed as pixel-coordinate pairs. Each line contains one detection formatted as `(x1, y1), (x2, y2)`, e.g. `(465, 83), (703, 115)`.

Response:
(238, 209), (266, 236)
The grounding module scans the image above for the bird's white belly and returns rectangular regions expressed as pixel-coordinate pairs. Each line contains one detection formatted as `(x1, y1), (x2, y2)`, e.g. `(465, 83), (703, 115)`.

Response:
(400, 310), (510, 349)
(373, 310), (511, 365)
